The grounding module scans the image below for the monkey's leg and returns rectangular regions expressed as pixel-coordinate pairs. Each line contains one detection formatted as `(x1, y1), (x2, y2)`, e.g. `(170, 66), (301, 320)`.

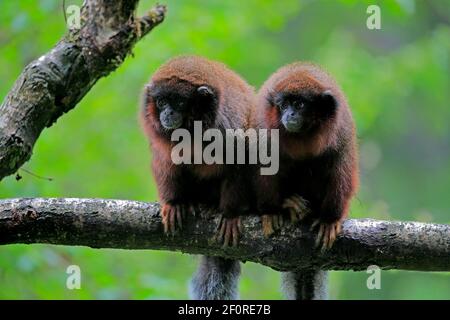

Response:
(281, 269), (328, 300)
(214, 216), (242, 247)
(189, 256), (241, 300)
(282, 194), (311, 223)
(311, 219), (343, 251)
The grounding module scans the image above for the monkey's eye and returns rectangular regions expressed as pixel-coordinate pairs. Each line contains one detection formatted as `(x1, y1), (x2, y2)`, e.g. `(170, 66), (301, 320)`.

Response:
(292, 100), (304, 109)
(155, 98), (165, 109)
(273, 96), (283, 108)
(278, 103), (287, 111)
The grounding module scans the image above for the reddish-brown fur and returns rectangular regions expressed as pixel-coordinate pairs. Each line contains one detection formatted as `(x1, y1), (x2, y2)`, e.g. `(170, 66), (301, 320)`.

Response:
(254, 62), (359, 248)
(140, 56), (255, 244)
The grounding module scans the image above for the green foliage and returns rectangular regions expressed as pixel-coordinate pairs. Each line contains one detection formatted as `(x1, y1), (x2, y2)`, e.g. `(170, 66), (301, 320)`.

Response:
(0, 0), (449, 299)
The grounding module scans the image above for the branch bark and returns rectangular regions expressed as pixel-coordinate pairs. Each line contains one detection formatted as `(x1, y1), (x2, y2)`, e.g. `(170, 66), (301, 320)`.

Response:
(1, 197), (448, 272)
(0, 0), (166, 181)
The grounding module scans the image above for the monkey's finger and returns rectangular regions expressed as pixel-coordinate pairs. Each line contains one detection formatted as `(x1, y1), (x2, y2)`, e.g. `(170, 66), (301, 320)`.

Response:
(316, 223), (325, 248)
(237, 217), (243, 233)
(283, 198), (297, 211)
(169, 206), (176, 235)
(216, 215), (224, 231)
(310, 219), (320, 231)
(276, 214), (284, 228)
(232, 221), (239, 247)
(176, 205), (183, 230)
(161, 206), (169, 234)
(290, 195), (301, 205)
(287, 198), (302, 212)
(278, 214), (284, 227)
(321, 230), (329, 252)
(320, 225), (330, 251)
(217, 219), (226, 243)
(294, 195), (309, 210)
(281, 199), (291, 208)
(336, 221), (342, 235)
(262, 215), (274, 237)
(327, 225), (336, 250)
(190, 204), (197, 217)
(273, 215), (279, 230)
(289, 208), (299, 223)
(162, 219), (169, 234)
(224, 222), (232, 247)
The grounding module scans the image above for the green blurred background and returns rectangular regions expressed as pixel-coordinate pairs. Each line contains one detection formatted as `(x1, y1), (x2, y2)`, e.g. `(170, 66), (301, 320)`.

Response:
(1, 0), (449, 299)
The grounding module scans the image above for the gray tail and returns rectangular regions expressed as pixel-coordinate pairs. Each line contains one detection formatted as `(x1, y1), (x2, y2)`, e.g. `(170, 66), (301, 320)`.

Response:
(189, 256), (241, 300)
(281, 269), (328, 300)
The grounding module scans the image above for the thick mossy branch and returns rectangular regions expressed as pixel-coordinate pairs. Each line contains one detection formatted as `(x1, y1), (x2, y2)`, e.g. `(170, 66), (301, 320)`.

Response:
(0, 1), (166, 181)
(0, 198), (448, 272)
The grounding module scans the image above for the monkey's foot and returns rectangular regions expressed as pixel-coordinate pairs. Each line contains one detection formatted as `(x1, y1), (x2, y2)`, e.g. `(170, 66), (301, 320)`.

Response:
(214, 216), (242, 247)
(160, 203), (193, 235)
(282, 194), (311, 223)
(311, 219), (342, 251)
(261, 214), (285, 237)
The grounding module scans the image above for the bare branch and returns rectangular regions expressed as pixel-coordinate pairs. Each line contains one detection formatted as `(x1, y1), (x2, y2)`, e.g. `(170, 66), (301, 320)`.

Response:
(0, 197), (448, 272)
(0, 1), (166, 181)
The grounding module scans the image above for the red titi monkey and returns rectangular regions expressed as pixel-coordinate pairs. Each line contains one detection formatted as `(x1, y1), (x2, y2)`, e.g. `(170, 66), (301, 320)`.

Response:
(254, 62), (359, 299)
(141, 56), (255, 299)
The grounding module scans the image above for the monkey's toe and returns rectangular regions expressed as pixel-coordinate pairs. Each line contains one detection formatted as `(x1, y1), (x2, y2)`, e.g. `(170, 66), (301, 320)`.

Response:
(282, 194), (311, 223)
(215, 216), (242, 247)
(261, 214), (284, 237)
(312, 219), (342, 251)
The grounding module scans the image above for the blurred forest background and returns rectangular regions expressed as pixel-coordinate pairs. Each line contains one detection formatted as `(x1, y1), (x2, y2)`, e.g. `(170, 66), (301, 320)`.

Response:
(1, 0), (449, 299)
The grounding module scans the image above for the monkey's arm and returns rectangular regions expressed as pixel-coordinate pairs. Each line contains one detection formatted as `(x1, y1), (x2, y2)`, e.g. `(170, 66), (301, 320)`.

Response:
(314, 151), (356, 249)
(152, 156), (192, 234)
(215, 166), (249, 247)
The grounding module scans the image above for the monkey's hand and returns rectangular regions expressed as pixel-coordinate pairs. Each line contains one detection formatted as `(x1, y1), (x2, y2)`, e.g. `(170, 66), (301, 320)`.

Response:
(160, 202), (196, 235)
(282, 194), (311, 223)
(261, 214), (285, 237)
(311, 219), (342, 251)
(214, 216), (242, 247)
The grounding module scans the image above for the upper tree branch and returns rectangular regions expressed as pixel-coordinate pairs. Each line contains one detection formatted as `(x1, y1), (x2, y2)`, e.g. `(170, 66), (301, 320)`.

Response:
(0, 0), (166, 181)
(0, 198), (448, 272)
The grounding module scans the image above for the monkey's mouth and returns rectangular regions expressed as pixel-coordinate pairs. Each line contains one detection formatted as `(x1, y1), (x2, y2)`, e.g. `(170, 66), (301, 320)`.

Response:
(160, 115), (183, 130)
(282, 120), (303, 132)
(160, 119), (183, 130)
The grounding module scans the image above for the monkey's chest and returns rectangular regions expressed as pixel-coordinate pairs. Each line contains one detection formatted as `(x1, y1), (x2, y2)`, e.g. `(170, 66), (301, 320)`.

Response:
(191, 163), (223, 179)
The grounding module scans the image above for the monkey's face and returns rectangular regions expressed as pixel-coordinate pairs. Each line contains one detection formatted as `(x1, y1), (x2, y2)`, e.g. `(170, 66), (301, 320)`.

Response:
(270, 90), (337, 133)
(146, 81), (218, 132)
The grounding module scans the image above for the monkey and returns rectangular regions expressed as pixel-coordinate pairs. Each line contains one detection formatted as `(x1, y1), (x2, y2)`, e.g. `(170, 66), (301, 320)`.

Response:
(253, 62), (358, 299)
(140, 55), (255, 299)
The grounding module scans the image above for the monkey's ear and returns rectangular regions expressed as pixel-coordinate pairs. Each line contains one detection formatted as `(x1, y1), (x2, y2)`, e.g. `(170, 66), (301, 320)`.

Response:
(197, 85), (215, 97)
(144, 83), (157, 98)
(320, 90), (338, 110)
(266, 91), (275, 106)
(143, 84), (153, 104)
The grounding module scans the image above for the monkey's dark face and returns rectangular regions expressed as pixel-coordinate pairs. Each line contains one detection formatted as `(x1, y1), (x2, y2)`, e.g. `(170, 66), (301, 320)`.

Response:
(270, 90), (337, 133)
(146, 81), (218, 132)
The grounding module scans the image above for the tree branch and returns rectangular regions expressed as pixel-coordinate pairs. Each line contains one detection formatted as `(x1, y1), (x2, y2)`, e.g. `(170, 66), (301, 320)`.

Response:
(1, 197), (448, 272)
(0, 0), (166, 181)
